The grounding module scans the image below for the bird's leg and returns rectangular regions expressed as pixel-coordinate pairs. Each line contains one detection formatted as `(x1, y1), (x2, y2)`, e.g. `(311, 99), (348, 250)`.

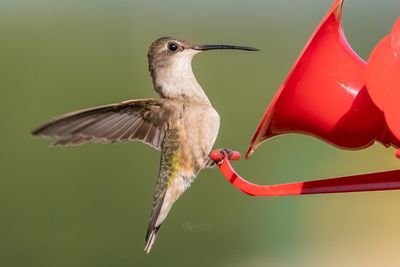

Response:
(204, 157), (216, 168)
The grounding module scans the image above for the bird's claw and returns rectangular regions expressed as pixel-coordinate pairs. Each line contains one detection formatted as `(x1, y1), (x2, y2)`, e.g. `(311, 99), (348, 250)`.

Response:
(209, 148), (237, 164)
(221, 148), (233, 159)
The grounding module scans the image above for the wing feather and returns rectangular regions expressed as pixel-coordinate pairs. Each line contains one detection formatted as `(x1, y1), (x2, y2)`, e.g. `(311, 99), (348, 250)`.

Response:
(32, 98), (175, 150)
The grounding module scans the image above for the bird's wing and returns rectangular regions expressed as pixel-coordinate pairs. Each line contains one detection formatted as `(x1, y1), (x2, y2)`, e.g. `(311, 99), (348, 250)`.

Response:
(32, 98), (174, 150)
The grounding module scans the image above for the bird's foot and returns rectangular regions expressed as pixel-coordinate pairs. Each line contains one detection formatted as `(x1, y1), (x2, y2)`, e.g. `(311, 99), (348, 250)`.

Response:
(209, 148), (241, 165)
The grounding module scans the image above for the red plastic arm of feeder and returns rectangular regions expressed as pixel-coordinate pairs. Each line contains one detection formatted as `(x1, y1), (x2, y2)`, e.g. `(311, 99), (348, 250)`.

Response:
(209, 149), (400, 196)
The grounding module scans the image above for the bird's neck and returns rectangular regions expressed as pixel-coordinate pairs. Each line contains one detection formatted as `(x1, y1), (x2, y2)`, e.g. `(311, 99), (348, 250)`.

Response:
(149, 57), (211, 104)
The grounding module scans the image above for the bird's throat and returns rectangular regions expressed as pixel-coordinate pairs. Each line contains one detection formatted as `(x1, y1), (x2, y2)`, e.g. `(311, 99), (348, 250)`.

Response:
(150, 54), (210, 103)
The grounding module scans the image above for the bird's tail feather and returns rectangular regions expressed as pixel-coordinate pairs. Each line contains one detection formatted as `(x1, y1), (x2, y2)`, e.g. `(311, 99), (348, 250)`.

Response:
(144, 227), (160, 253)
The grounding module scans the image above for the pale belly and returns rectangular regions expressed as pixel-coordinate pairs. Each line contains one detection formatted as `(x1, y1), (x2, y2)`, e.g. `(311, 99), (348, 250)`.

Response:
(155, 104), (220, 226)
(179, 104), (220, 175)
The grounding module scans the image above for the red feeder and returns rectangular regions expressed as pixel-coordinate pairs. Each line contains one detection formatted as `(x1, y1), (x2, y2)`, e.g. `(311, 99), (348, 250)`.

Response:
(367, 18), (400, 155)
(210, 0), (400, 197)
(247, 0), (399, 158)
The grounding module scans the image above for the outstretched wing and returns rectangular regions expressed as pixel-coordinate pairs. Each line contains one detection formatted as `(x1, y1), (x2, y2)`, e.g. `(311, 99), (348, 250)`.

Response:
(32, 98), (174, 150)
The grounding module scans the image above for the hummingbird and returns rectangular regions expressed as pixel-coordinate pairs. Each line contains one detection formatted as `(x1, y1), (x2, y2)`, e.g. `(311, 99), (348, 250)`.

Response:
(31, 36), (258, 253)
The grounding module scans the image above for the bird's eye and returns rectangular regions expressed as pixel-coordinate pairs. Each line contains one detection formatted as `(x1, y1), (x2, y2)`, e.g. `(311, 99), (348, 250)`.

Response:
(167, 42), (179, 52)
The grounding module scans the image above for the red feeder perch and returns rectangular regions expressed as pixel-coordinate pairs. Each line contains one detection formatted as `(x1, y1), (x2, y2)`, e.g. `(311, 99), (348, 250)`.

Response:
(210, 0), (400, 197)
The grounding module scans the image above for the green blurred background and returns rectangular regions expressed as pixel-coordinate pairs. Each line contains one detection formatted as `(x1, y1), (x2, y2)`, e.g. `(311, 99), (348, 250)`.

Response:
(1, 0), (400, 266)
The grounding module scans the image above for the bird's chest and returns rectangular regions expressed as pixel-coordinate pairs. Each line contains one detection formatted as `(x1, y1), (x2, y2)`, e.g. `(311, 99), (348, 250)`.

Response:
(178, 105), (220, 171)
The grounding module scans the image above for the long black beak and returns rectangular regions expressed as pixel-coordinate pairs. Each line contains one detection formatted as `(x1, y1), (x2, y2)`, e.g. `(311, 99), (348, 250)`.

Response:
(192, 44), (259, 51)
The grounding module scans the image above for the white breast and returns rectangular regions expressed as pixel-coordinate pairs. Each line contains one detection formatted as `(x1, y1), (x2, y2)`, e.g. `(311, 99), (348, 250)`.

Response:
(181, 104), (220, 170)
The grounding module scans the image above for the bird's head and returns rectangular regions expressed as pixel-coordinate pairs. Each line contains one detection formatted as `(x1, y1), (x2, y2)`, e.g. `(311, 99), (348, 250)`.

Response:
(148, 36), (258, 99)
